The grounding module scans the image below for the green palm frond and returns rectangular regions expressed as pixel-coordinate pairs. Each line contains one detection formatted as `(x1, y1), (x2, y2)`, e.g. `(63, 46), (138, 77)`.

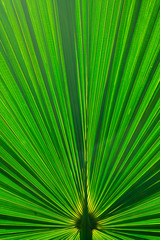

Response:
(0, 0), (160, 239)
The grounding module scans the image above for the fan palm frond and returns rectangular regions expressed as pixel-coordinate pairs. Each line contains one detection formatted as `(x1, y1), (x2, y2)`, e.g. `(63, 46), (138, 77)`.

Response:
(0, 0), (160, 239)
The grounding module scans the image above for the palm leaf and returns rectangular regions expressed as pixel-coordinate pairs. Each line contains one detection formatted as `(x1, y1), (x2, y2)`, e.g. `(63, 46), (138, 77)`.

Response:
(0, 0), (160, 239)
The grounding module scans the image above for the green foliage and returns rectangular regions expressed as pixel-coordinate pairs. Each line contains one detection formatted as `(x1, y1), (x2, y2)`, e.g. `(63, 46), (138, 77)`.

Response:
(0, 0), (160, 239)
